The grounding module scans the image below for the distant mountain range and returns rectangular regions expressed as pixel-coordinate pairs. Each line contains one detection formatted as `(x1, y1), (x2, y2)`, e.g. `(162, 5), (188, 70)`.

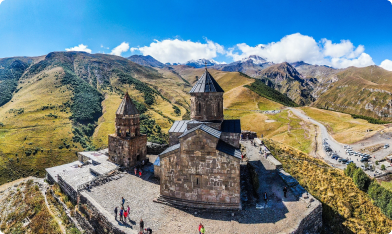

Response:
(128, 54), (392, 120)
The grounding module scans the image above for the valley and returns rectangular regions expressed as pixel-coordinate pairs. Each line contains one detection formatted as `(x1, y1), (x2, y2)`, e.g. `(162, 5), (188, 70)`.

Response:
(1, 52), (392, 233)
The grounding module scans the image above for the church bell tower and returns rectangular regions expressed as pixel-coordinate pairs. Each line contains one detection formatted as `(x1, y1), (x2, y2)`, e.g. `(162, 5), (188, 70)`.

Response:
(108, 92), (147, 168)
(189, 68), (224, 122)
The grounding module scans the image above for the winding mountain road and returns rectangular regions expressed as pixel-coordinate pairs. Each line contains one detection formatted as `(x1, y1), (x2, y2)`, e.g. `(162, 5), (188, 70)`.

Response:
(288, 108), (350, 169)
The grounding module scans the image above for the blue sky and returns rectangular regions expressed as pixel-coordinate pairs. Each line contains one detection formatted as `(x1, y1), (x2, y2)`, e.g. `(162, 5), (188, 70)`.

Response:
(1, 0), (392, 69)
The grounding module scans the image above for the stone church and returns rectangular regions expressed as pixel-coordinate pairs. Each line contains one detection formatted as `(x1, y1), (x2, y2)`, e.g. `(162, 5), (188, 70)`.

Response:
(157, 68), (242, 210)
(108, 92), (147, 168)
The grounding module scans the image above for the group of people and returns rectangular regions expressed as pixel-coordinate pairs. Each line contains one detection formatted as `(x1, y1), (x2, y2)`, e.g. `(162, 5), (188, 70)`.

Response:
(114, 197), (153, 233)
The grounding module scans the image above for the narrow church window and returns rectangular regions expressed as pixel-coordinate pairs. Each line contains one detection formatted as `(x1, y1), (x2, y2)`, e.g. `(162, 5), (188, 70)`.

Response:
(198, 102), (201, 114)
(196, 178), (199, 185)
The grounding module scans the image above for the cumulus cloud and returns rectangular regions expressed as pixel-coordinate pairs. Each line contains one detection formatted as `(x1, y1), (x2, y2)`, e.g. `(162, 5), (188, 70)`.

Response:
(130, 39), (225, 64)
(110, 42), (129, 56)
(226, 33), (374, 69)
(380, 59), (392, 71)
(65, 44), (91, 53)
(227, 33), (323, 64)
(0, 0), (5, 5)
(322, 39), (364, 59)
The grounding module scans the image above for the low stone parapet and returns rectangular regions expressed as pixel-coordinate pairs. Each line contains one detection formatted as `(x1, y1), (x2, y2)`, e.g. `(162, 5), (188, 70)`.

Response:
(267, 155), (283, 169)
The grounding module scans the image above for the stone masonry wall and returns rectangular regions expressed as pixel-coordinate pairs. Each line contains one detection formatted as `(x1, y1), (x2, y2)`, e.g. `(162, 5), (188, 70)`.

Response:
(108, 134), (147, 168)
(58, 175), (78, 202)
(190, 92), (224, 122)
(160, 129), (241, 208)
(220, 132), (241, 148)
(79, 193), (127, 234)
(169, 132), (182, 146)
(291, 203), (323, 234)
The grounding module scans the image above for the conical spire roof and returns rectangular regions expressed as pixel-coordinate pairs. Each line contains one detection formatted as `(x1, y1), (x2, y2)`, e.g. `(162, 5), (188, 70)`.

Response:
(116, 92), (139, 116)
(189, 69), (224, 93)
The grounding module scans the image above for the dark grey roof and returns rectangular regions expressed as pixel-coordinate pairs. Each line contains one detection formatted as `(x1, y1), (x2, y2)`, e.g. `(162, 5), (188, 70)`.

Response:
(216, 140), (242, 159)
(221, 120), (241, 133)
(159, 144), (180, 156)
(189, 69), (224, 93)
(169, 120), (190, 133)
(179, 124), (221, 139)
(116, 92), (139, 116)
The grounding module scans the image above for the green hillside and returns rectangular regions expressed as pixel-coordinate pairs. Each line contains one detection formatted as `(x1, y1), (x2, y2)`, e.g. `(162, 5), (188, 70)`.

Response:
(314, 66), (392, 121)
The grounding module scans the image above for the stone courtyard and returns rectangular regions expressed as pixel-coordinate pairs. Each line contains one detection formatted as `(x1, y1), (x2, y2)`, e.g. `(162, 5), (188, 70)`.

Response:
(81, 141), (321, 234)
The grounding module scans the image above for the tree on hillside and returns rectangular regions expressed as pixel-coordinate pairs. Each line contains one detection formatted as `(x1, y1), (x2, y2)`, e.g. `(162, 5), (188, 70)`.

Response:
(344, 163), (357, 178)
(381, 164), (386, 170)
(353, 168), (371, 192)
(385, 201), (392, 219)
(380, 189), (392, 211)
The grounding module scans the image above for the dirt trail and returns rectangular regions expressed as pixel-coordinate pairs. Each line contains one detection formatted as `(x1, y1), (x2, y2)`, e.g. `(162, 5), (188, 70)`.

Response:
(41, 187), (67, 234)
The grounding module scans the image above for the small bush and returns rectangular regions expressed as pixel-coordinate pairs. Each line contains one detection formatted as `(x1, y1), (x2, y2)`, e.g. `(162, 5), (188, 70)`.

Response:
(382, 164), (386, 170)
(353, 168), (371, 192)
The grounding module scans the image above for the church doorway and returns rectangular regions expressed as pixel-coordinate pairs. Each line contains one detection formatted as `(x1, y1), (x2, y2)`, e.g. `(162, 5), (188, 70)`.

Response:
(137, 155), (140, 161)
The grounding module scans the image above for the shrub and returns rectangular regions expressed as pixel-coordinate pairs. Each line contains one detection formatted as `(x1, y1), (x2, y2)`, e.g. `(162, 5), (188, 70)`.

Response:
(344, 162), (357, 178)
(382, 164), (386, 170)
(173, 105), (181, 116)
(353, 168), (371, 192)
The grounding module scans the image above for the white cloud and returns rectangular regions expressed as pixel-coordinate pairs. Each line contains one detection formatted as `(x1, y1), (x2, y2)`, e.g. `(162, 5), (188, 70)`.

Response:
(110, 42), (129, 56)
(389, 0), (392, 5)
(65, 44), (91, 53)
(0, 0), (5, 4)
(330, 53), (374, 68)
(380, 59), (392, 71)
(130, 39), (225, 64)
(322, 39), (364, 59)
(227, 33), (323, 64)
(226, 33), (374, 69)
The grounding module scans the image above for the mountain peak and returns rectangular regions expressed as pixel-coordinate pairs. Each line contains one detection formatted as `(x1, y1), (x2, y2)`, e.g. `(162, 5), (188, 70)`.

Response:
(240, 55), (267, 64)
(184, 58), (218, 68)
(127, 55), (165, 68)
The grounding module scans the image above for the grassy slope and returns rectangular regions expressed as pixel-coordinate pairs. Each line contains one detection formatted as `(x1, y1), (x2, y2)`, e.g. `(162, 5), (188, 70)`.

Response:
(265, 139), (392, 234)
(300, 107), (385, 144)
(0, 67), (83, 184)
(314, 66), (392, 121)
(0, 179), (61, 233)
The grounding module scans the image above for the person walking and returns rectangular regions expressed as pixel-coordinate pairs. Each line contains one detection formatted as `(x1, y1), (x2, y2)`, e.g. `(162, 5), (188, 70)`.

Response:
(119, 207), (124, 222)
(134, 167), (137, 175)
(139, 170), (142, 178)
(114, 207), (118, 220)
(122, 197), (125, 206)
(264, 192), (268, 206)
(140, 219), (144, 233)
(198, 223), (202, 234)
(200, 225), (205, 234)
(283, 187), (288, 198)
(146, 227), (152, 234)
(127, 205), (130, 214)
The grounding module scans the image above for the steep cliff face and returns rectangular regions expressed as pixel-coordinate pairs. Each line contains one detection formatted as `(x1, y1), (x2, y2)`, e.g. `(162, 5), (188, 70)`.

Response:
(313, 66), (392, 120)
(257, 62), (316, 106)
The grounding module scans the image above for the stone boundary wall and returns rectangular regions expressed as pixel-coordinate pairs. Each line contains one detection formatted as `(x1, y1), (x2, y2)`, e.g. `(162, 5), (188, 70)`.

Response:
(49, 190), (84, 233)
(290, 203), (323, 234)
(74, 210), (95, 234)
(264, 145), (323, 234)
(79, 192), (133, 234)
